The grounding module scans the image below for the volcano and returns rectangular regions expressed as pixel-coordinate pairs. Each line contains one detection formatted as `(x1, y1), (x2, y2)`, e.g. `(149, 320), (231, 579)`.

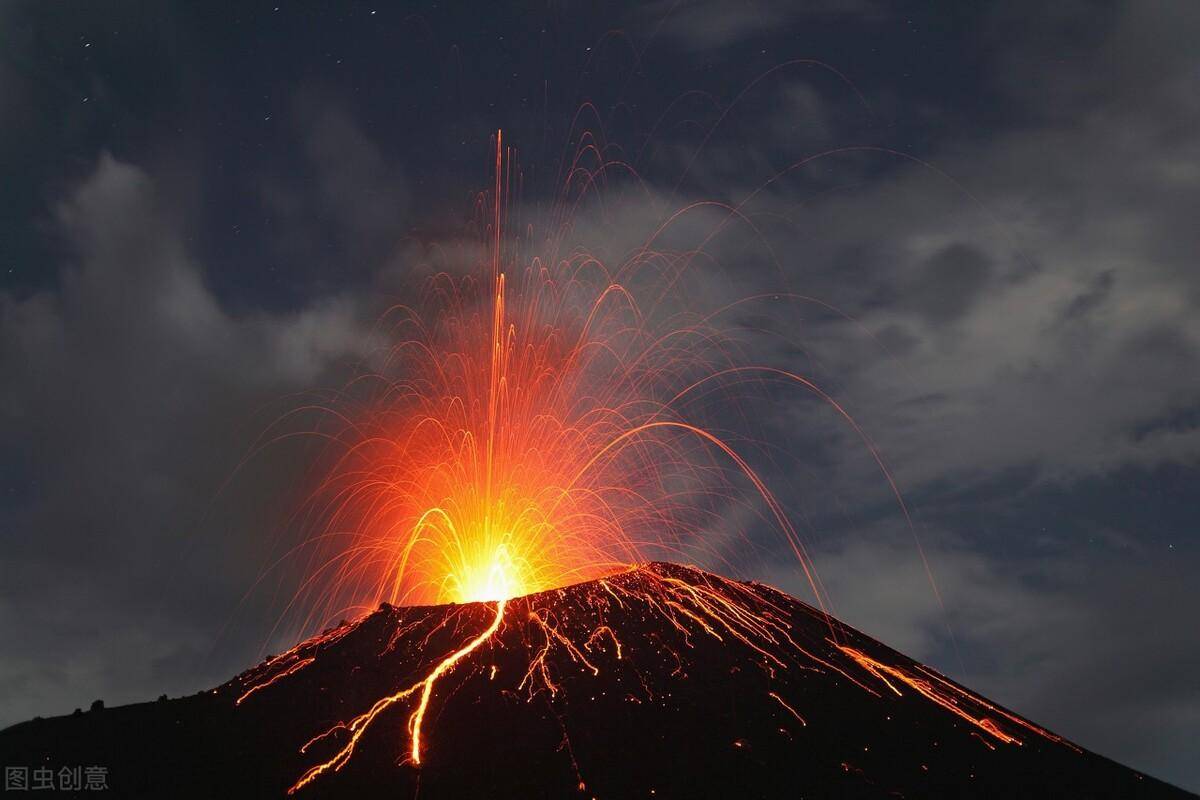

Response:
(1, 563), (1190, 798)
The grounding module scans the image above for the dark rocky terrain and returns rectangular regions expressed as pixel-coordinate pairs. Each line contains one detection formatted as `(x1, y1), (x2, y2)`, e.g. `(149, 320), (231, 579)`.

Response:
(1, 562), (1192, 798)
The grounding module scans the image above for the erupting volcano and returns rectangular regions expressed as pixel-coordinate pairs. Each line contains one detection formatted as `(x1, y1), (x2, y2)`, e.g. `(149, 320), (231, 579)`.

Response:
(1, 134), (1191, 798)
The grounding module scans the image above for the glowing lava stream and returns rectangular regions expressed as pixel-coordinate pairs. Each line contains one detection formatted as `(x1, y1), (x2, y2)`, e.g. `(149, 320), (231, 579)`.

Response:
(835, 644), (1079, 751)
(288, 599), (506, 794)
(408, 599), (506, 764)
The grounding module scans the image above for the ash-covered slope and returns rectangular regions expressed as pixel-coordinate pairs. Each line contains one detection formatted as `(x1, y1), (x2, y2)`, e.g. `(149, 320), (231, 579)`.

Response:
(1, 563), (1191, 798)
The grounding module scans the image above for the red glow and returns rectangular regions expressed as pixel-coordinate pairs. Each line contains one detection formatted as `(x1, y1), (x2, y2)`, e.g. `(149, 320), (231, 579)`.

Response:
(232, 132), (1076, 792)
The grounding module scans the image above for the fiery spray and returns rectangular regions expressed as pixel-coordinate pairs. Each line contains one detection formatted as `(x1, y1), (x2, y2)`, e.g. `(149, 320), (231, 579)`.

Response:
(232, 132), (1074, 792)
(273, 130), (830, 621)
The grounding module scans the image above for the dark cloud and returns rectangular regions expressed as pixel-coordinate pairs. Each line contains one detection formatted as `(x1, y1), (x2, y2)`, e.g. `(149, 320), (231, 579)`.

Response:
(903, 243), (993, 325)
(256, 94), (410, 277)
(639, 0), (887, 52)
(0, 152), (369, 723)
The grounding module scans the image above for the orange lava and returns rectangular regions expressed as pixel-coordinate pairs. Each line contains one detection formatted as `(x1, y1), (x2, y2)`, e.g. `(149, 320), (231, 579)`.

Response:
(286, 599), (506, 794)
(408, 598), (506, 765)
(237, 132), (1076, 793)
(234, 563), (1080, 795)
(768, 691), (807, 726)
(835, 644), (1078, 750)
(265, 131), (831, 787)
(235, 657), (314, 706)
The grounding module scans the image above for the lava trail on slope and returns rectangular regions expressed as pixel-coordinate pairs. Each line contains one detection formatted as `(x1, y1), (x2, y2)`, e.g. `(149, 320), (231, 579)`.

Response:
(0, 563), (1191, 799)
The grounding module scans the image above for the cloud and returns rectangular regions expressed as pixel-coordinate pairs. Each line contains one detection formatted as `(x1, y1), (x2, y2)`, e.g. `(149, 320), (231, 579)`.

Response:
(253, 94), (412, 298)
(899, 243), (993, 325)
(638, 0), (887, 52)
(768, 528), (1200, 790)
(706, 3), (1200, 493)
(0, 153), (371, 724)
(600, 2), (1200, 786)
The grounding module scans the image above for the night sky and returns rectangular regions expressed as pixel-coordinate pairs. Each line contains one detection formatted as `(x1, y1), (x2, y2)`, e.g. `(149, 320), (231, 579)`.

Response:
(2, 1), (1198, 791)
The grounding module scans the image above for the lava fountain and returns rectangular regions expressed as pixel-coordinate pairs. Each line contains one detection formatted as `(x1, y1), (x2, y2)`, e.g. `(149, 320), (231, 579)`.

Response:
(278, 129), (834, 620)
(238, 131), (998, 794)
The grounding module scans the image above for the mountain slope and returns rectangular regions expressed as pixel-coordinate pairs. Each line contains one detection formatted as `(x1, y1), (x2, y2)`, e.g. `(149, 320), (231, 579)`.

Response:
(1, 562), (1191, 798)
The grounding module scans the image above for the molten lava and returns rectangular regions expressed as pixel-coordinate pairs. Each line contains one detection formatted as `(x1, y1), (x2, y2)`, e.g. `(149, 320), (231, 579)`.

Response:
(217, 563), (1113, 799)
(5, 563), (1185, 798)
(254, 133), (933, 792)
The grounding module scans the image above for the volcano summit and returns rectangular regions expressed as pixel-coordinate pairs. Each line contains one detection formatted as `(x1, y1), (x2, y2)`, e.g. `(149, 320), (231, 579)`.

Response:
(0, 563), (1190, 798)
